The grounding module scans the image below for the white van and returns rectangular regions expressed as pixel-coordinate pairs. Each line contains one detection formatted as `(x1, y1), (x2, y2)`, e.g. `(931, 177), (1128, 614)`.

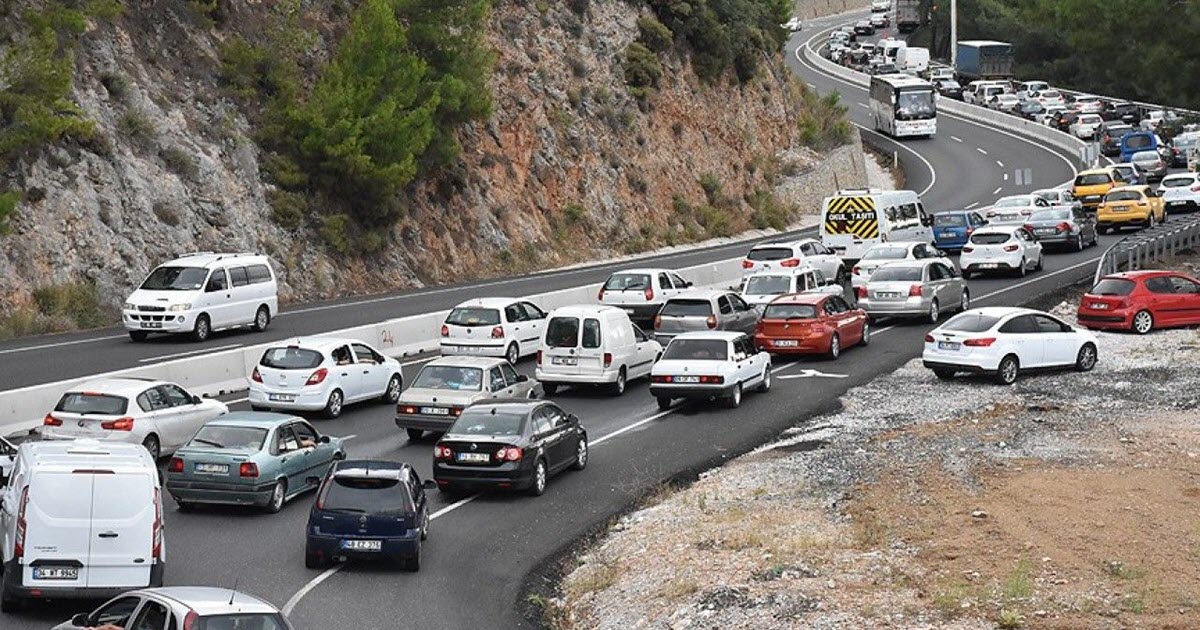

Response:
(122, 252), (278, 343)
(820, 189), (932, 261)
(535, 306), (662, 397)
(877, 38), (906, 63)
(0, 440), (163, 612)
(895, 47), (929, 74)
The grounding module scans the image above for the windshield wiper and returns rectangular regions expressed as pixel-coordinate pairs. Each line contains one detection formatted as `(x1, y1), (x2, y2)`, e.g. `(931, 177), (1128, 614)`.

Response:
(191, 438), (225, 448)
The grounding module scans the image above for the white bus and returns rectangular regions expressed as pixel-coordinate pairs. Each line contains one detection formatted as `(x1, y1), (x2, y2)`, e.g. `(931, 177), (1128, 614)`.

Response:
(870, 74), (937, 138)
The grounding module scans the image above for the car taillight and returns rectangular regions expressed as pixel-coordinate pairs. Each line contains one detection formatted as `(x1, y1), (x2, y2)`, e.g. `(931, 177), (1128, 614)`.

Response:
(654, 315), (662, 330)
(14, 486), (28, 559)
(184, 611), (199, 630)
(965, 227), (975, 235)
(780, 258), (801, 267)
(1056, 222), (1071, 232)
(644, 287), (654, 301)
(1191, 184), (1200, 192)
(152, 488), (163, 559)
(441, 325), (449, 337)
(434, 445), (453, 460)
(450, 407), (462, 416)
(705, 315), (717, 329)
(651, 375), (670, 383)
(908, 284), (923, 297)
(168, 457), (184, 473)
(239, 462), (259, 478)
(1002, 244), (1019, 252)
(536, 350), (543, 365)
(398, 405), (419, 415)
(962, 246), (974, 253)
(101, 417), (135, 431)
(741, 260), (754, 269)
(963, 337), (997, 347)
(251, 367), (263, 383)
(856, 286), (867, 298)
(604, 353), (613, 368)
(43, 413), (62, 426)
(851, 265), (860, 275)
(491, 326), (504, 339)
(597, 288), (605, 301)
(1023, 224), (1034, 233)
(699, 375), (724, 384)
(315, 478), (331, 509)
(496, 446), (523, 461)
(924, 334), (934, 343)
(306, 368), (328, 385)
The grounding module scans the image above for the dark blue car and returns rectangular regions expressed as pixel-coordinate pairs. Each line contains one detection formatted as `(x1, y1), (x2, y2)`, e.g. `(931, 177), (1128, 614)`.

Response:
(932, 210), (988, 252)
(304, 460), (434, 571)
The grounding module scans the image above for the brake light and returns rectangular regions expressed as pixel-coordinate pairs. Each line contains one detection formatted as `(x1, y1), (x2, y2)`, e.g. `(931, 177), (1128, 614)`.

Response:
(434, 445), (453, 460)
(851, 265), (860, 275)
(597, 288), (605, 301)
(705, 315), (718, 329)
(1023, 224), (1034, 233)
(923, 334), (934, 343)
(450, 407), (463, 416)
(13, 487), (28, 559)
(741, 260), (754, 269)
(168, 457), (184, 473)
(441, 325), (449, 337)
(651, 375), (670, 383)
(965, 228), (975, 235)
(780, 258), (801, 267)
(184, 611), (199, 630)
(963, 337), (997, 347)
(399, 405), (418, 415)
(491, 326), (504, 339)
(536, 350), (543, 365)
(152, 488), (163, 559)
(101, 417), (135, 431)
(1191, 184), (1200, 192)
(1002, 244), (1019, 252)
(700, 375), (724, 384)
(604, 353), (613, 368)
(306, 368), (328, 385)
(654, 315), (662, 330)
(42, 413), (62, 427)
(251, 367), (263, 383)
(1056, 222), (1071, 233)
(644, 287), (654, 301)
(496, 446), (524, 461)
(962, 246), (974, 253)
(239, 462), (259, 478)
(908, 284), (923, 297)
(856, 286), (867, 298)
(315, 477), (331, 509)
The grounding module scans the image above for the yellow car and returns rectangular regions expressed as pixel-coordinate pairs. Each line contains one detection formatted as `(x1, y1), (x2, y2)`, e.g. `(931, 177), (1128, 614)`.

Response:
(1072, 167), (1125, 210)
(1096, 185), (1165, 233)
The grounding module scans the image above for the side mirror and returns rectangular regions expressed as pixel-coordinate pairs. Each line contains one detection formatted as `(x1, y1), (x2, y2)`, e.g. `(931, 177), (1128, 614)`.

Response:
(191, 395), (202, 405)
(305, 476), (322, 486)
(71, 613), (92, 627)
(422, 479), (438, 491)
(319, 435), (331, 444)
(936, 249), (948, 257)
(516, 374), (529, 383)
(684, 281), (694, 287)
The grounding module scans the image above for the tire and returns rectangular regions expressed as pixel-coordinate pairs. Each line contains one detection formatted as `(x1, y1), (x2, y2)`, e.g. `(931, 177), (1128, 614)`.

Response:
(252, 305), (271, 332)
(860, 320), (870, 346)
(828, 333), (841, 359)
(129, 330), (149, 342)
(1034, 253), (1044, 271)
(1132, 310), (1154, 335)
(406, 428), (423, 441)
(142, 434), (161, 461)
(381, 374), (402, 404)
(265, 479), (287, 514)
(505, 342), (519, 366)
(726, 383), (743, 409)
(656, 396), (672, 411)
(958, 289), (970, 313)
(542, 383), (558, 397)
(1098, 225), (1109, 235)
(175, 500), (195, 513)
(995, 355), (1020, 386)
(933, 368), (956, 381)
(322, 389), (344, 419)
(0, 572), (20, 613)
(404, 541), (421, 572)
(527, 459), (548, 497)
(757, 368), (771, 393)
(1075, 343), (1098, 372)
(610, 368), (627, 396)
(927, 299), (940, 325)
(190, 314), (211, 343)
(571, 434), (589, 471)
(1017, 258), (1027, 278)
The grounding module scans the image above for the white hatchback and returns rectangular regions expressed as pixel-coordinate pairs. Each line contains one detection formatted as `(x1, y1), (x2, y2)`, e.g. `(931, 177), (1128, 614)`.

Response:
(960, 226), (1043, 278)
(249, 338), (402, 419)
(648, 331), (770, 410)
(440, 298), (547, 365)
(742, 238), (845, 283)
(598, 268), (692, 323)
(923, 307), (1098, 385)
(851, 241), (950, 288)
(42, 378), (229, 459)
(1159, 172), (1200, 213)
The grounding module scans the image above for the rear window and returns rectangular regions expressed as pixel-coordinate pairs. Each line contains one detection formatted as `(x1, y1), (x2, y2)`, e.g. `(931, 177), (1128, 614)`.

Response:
(763, 304), (818, 320)
(188, 426), (268, 450)
(446, 307), (500, 327)
(1089, 278), (1135, 296)
(603, 273), (651, 290)
(970, 232), (1012, 245)
(260, 347), (323, 370)
(1161, 176), (1197, 188)
(870, 266), (922, 282)
(744, 275), (793, 295)
(582, 318), (601, 349)
(662, 339), (729, 361)
(322, 476), (412, 513)
(746, 247), (793, 261)
(413, 366), (483, 391)
(862, 247), (909, 261)
(1105, 190), (1143, 202)
(1075, 173), (1111, 186)
(1030, 209), (1070, 221)
(449, 408), (526, 436)
(942, 313), (1001, 332)
(994, 197), (1032, 208)
(192, 614), (290, 630)
(660, 299), (713, 317)
(55, 393), (128, 415)
(933, 214), (966, 227)
(1124, 134), (1152, 150)
(546, 317), (580, 348)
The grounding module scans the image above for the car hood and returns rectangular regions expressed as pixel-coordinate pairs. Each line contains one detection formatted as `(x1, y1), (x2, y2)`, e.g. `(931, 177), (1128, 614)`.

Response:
(125, 288), (197, 307)
(398, 388), (482, 406)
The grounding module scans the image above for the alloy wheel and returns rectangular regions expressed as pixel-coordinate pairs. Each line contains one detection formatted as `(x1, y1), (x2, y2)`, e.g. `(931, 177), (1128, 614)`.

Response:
(1077, 344), (1097, 371)
(1132, 310), (1154, 335)
(385, 376), (401, 403)
(506, 343), (519, 366)
(928, 299), (940, 324)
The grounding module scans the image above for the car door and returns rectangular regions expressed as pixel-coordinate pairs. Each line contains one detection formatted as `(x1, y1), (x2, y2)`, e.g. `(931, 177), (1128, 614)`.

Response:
(998, 315), (1045, 367)
(542, 405), (577, 472)
(289, 421), (329, 484)
(86, 595), (145, 629)
(519, 302), (547, 353)
(1143, 276), (1183, 325)
(1169, 276), (1200, 324)
(202, 268), (233, 328)
(500, 362), (530, 398)
(669, 273), (691, 296)
(529, 407), (564, 471)
(727, 294), (757, 333)
(808, 241), (842, 280)
(273, 426), (307, 491)
(132, 387), (173, 449)
(1031, 314), (1078, 366)
(155, 384), (205, 452)
(1020, 228), (1042, 266)
(733, 336), (762, 385)
(351, 343), (386, 400)
(126, 596), (172, 630)
(226, 266), (254, 326)
(487, 366), (512, 399)
(330, 344), (362, 401)
(629, 324), (658, 378)
(831, 295), (865, 344)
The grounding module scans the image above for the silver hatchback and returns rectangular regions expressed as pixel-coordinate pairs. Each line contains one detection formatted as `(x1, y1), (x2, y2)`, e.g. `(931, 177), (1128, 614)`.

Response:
(53, 586), (293, 630)
(1130, 150), (1168, 182)
(858, 260), (969, 324)
(653, 290), (758, 345)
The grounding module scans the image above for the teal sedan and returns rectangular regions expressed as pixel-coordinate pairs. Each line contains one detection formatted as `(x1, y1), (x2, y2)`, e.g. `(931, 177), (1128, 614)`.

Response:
(165, 412), (346, 513)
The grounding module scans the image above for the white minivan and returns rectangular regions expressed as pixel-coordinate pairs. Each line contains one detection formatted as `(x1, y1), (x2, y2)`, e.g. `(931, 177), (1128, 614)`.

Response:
(535, 306), (662, 397)
(122, 252), (278, 343)
(0, 440), (164, 612)
(820, 189), (932, 261)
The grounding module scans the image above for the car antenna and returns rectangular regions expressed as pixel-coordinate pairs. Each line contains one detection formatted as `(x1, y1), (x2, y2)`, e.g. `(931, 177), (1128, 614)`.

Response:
(228, 577), (240, 606)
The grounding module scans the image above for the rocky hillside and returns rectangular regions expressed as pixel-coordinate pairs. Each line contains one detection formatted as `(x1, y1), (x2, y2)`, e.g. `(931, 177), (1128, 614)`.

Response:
(0, 0), (853, 329)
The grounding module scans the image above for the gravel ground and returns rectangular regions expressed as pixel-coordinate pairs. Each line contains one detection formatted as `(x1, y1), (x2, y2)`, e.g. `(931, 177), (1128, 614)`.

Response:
(545, 263), (1200, 629)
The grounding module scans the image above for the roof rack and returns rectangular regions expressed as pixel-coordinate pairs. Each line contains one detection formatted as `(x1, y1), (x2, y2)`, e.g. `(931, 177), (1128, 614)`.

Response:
(213, 252), (259, 261)
(178, 251), (216, 257)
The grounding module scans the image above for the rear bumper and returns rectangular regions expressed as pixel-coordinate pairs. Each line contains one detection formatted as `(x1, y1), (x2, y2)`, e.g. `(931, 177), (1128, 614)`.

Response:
(1164, 199), (1200, 212)
(394, 414), (456, 432)
(1077, 311), (1132, 329)
(434, 461), (536, 489)
(1097, 215), (1149, 228)
(859, 296), (932, 317)
(165, 478), (276, 506)
(2, 559), (163, 601)
(248, 387), (330, 411)
(754, 334), (831, 355)
(439, 341), (506, 357)
(922, 348), (998, 372)
(922, 360), (989, 374)
(534, 367), (621, 384)
(305, 533), (420, 561)
(649, 383), (737, 400)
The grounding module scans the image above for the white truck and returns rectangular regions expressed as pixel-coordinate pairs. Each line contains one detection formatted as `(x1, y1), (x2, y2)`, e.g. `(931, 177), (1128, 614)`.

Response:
(895, 47), (930, 74)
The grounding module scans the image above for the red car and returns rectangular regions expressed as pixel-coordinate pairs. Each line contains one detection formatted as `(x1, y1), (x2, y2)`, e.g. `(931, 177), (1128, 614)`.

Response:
(753, 293), (869, 359)
(1077, 270), (1200, 334)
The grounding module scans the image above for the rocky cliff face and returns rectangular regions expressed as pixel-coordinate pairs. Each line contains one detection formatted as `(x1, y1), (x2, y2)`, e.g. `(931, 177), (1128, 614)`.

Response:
(0, 0), (853, 312)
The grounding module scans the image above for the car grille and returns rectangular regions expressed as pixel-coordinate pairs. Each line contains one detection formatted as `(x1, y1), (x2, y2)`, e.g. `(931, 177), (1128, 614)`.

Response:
(129, 314), (171, 322)
(138, 305), (167, 312)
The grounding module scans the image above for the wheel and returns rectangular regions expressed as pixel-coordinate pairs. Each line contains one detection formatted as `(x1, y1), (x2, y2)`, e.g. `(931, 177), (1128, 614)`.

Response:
(381, 374), (402, 403)
(927, 299), (940, 324)
(190, 314), (211, 343)
(1098, 225), (1109, 235)
(322, 389), (344, 419)
(1132, 310), (1154, 335)
(129, 330), (148, 342)
(265, 480), (286, 513)
(828, 333), (841, 359)
(175, 500), (194, 513)
(571, 434), (589, 470)
(404, 540), (421, 572)
(726, 383), (743, 409)
(962, 270), (974, 280)
(1017, 258), (1027, 278)
(406, 428), (423, 441)
(1034, 253), (1044, 271)
(610, 368), (627, 396)
(933, 368), (956, 381)
(542, 383), (558, 397)
(656, 396), (672, 410)
(505, 342), (519, 366)
(0, 573), (20, 613)
(527, 387), (538, 399)
(252, 305), (271, 332)
(994, 355), (1020, 386)
(958, 289), (970, 313)
(860, 320), (870, 346)
(1075, 343), (1098, 372)
(757, 367), (771, 393)
(142, 434), (161, 461)
(419, 509), (430, 541)
(527, 459), (548, 496)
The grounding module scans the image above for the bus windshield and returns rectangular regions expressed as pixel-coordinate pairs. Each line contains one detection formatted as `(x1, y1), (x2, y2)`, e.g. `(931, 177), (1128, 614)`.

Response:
(896, 89), (935, 120)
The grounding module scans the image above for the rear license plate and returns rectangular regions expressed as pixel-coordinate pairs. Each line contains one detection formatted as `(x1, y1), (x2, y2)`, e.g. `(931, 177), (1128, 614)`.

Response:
(773, 340), (799, 347)
(980, 263), (1000, 269)
(340, 540), (382, 552)
(139, 322), (162, 329)
(876, 292), (901, 298)
(195, 463), (229, 475)
(1036, 228), (1056, 235)
(551, 357), (578, 366)
(939, 232), (957, 239)
(33, 567), (79, 580)
(268, 394), (295, 402)
(456, 452), (490, 463)
(1090, 302), (1109, 310)
(938, 341), (961, 351)
(421, 407), (450, 415)
(674, 376), (700, 384)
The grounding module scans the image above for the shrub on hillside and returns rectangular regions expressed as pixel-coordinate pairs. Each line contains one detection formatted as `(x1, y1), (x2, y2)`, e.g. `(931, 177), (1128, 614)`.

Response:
(645, 0), (789, 83)
(624, 43), (662, 88)
(636, 15), (673, 53)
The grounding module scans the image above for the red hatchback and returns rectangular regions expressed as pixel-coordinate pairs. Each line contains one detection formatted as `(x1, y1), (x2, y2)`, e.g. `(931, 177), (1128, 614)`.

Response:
(753, 293), (869, 359)
(1077, 270), (1200, 334)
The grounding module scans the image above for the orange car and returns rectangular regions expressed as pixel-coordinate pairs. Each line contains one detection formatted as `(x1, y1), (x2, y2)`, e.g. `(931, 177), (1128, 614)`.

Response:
(753, 293), (869, 359)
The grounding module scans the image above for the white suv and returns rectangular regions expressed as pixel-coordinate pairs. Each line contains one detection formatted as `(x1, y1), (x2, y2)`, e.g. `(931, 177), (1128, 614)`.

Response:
(123, 252), (278, 343)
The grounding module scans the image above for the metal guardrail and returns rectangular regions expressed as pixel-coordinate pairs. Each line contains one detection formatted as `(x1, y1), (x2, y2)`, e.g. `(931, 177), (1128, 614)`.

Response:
(1092, 215), (1200, 285)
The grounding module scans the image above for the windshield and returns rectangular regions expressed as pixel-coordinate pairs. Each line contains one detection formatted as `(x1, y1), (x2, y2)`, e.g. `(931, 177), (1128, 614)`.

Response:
(933, 213), (966, 227)
(603, 273), (651, 291)
(140, 266), (208, 291)
(994, 197), (1032, 208)
(191, 614), (291, 630)
(744, 276), (793, 295)
(1105, 190), (1143, 202)
(448, 409), (526, 436)
(660, 299), (713, 317)
(943, 313), (1000, 332)
(260, 347), (323, 370)
(322, 476), (412, 513)
(895, 89), (935, 120)
(1131, 151), (1159, 162)
(747, 247), (793, 261)
(970, 232), (1012, 245)
(1075, 173), (1111, 186)
(870, 266), (922, 282)
(188, 426), (267, 450)
(1030, 209), (1071, 222)
(1105, 126), (1131, 137)
(862, 247), (909, 261)
(762, 304), (818, 320)
(445, 307), (500, 327)
(412, 366), (483, 391)
(54, 393), (127, 415)
(1089, 278), (1135, 296)
(1124, 134), (1152, 150)
(662, 339), (729, 361)
(1161, 176), (1197, 188)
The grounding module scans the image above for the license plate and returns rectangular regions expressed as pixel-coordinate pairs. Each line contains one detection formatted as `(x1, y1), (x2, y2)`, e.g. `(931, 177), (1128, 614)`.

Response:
(939, 232), (957, 238)
(937, 341), (961, 351)
(194, 463), (229, 475)
(268, 394), (295, 402)
(551, 357), (577, 366)
(456, 452), (490, 463)
(33, 567), (79, 580)
(674, 376), (700, 384)
(980, 263), (1000, 269)
(1169, 201), (1186, 206)
(876, 292), (901, 298)
(773, 340), (799, 347)
(1036, 228), (1056, 235)
(1091, 302), (1109, 310)
(140, 322), (162, 329)
(340, 539), (382, 552)
(421, 407), (450, 415)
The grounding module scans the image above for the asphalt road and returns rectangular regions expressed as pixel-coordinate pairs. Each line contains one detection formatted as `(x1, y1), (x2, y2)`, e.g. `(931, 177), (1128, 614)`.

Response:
(3, 8), (1128, 630)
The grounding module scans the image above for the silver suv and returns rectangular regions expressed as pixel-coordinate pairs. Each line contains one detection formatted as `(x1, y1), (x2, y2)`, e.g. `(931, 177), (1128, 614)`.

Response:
(653, 290), (758, 345)
(54, 587), (293, 630)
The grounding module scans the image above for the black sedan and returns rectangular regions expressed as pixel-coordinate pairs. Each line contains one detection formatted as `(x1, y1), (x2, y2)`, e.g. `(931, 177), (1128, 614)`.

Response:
(433, 399), (587, 497)
(853, 20), (875, 35)
(935, 79), (963, 100)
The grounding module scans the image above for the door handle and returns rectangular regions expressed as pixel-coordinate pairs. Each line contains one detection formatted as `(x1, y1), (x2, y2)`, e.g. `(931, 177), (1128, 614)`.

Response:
(99, 531), (119, 538)
(341, 372), (348, 377)
(363, 371), (370, 375)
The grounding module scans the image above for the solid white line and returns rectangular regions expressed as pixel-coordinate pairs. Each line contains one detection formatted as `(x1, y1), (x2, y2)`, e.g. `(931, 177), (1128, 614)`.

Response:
(992, 187), (1002, 195)
(592, 408), (674, 446)
(857, 102), (869, 109)
(137, 344), (241, 363)
(950, 136), (963, 143)
(977, 147), (989, 155)
(0, 333), (126, 355)
(996, 160), (1005, 168)
(401, 356), (436, 367)
(854, 124), (937, 197)
(964, 202), (979, 209)
(976, 257), (1098, 301)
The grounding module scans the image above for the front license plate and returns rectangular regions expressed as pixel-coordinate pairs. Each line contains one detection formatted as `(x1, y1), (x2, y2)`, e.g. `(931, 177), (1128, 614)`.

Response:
(937, 341), (961, 351)
(674, 376), (700, 384)
(421, 407), (450, 416)
(552, 357), (578, 366)
(456, 452), (490, 463)
(773, 340), (799, 347)
(139, 322), (162, 329)
(268, 394), (295, 402)
(194, 463), (229, 475)
(340, 540), (382, 552)
(33, 567), (79, 580)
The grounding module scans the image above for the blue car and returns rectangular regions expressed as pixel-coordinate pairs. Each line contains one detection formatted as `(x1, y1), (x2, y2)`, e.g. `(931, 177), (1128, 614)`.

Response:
(305, 460), (433, 571)
(165, 412), (346, 513)
(932, 210), (988, 252)
(1120, 131), (1159, 163)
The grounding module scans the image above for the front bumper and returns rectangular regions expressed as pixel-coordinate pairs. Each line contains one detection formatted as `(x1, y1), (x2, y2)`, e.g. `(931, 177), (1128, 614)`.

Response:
(165, 477), (277, 506)
(122, 311), (193, 333)
(649, 383), (738, 400)
(248, 387), (330, 411)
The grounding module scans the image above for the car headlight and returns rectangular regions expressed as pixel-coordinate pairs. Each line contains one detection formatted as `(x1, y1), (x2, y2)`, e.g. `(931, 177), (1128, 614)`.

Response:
(168, 303), (192, 312)
(123, 302), (135, 311)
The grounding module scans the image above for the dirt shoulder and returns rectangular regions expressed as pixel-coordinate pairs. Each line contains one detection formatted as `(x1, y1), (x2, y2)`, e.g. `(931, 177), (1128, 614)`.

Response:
(543, 264), (1200, 629)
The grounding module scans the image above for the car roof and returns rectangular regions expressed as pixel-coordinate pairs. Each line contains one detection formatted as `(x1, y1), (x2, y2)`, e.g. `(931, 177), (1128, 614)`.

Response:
(671, 331), (745, 342)
(873, 260), (931, 271)
(746, 266), (817, 277)
(958, 307), (1040, 319)
(265, 337), (365, 352)
(609, 268), (672, 276)
(1105, 270), (1176, 280)
(452, 297), (519, 309)
(752, 237), (817, 249)
(767, 293), (828, 306)
(331, 459), (408, 481)
(160, 253), (268, 269)
(19, 439), (155, 470)
(459, 399), (544, 414)
(137, 587), (279, 616)
(422, 356), (509, 369)
(70, 377), (166, 397)
(1077, 167), (1116, 176)
(972, 224), (1024, 234)
(205, 411), (302, 428)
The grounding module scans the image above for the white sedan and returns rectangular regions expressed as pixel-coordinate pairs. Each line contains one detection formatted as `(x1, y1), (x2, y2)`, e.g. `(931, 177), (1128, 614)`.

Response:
(42, 378), (229, 459)
(649, 331), (770, 410)
(984, 194), (1051, 224)
(923, 307), (1098, 385)
(851, 241), (952, 288)
(960, 225), (1043, 278)
(249, 337), (402, 418)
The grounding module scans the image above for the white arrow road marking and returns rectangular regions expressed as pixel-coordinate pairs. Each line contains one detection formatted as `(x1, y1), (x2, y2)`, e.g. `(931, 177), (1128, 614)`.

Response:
(777, 369), (849, 380)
